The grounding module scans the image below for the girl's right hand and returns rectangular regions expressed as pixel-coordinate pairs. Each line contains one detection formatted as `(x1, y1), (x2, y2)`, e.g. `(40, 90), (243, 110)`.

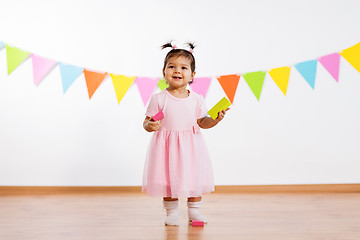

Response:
(148, 118), (162, 132)
(144, 116), (161, 132)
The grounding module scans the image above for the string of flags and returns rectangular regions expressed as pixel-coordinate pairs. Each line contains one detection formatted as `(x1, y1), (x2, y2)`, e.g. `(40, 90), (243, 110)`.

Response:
(0, 41), (359, 106)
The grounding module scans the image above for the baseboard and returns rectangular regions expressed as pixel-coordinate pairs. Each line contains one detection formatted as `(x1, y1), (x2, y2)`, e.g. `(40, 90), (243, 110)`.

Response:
(0, 184), (359, 195)
(214, 184), (360, 193)
(0, 186), (142, 195)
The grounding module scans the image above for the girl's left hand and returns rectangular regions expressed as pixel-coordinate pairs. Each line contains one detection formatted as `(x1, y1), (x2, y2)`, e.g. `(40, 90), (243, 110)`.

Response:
(216, 108), (230, 121)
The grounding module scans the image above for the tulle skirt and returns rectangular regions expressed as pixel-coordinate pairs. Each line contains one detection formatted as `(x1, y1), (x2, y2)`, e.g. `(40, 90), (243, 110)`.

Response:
(142, 129), (214, 198)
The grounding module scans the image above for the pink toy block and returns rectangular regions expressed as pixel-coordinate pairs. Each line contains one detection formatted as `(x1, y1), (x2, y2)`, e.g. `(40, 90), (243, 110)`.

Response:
(152, 111), (164, 121)
(191, 220), (204, 226)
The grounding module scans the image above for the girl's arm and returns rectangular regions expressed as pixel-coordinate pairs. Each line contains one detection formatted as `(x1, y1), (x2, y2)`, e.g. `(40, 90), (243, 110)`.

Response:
(197, 108), (229, 129)
(143, 116), (162, 132)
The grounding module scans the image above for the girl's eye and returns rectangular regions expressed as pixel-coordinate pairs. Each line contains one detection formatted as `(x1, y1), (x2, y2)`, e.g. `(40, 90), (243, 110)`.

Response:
(182, 67), (188, 70)
(169, 66), (174, 68)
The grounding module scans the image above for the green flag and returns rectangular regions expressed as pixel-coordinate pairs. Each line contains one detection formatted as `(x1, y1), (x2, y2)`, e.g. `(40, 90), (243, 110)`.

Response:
(157, 78), (168, 91)
(6, 44), (30, 75)
(243, 71), (266, 101)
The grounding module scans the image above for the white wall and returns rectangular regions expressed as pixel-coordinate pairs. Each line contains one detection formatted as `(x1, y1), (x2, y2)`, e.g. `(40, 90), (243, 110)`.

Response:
(0, 0), (359, 186)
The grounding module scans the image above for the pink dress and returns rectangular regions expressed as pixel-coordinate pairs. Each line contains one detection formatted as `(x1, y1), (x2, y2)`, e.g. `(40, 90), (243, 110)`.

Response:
(142, 89), (215, 198)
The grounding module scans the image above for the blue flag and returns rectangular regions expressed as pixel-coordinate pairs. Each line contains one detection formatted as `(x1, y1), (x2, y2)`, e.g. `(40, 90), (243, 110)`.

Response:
(59, 62), (84, 93)
(295, 59), (318, 89)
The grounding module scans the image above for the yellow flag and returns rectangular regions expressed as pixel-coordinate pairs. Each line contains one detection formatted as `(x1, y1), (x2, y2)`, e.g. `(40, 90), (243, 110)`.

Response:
(341, 42), (360, 73)
(110, 74), (135, 104)
(268, 66), (291, 96)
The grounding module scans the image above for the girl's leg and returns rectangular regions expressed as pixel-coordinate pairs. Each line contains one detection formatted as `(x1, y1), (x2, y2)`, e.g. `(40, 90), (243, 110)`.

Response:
(187, 196), (208, 223)
(163, 197), (179, 226)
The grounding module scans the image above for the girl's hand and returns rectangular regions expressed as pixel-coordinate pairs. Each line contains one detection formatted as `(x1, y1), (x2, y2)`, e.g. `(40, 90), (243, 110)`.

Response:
(148, 119), (162, 132)
(215, 108), (230, 122)
(197, 108), (230, 129)
(143, 116), (161, 132)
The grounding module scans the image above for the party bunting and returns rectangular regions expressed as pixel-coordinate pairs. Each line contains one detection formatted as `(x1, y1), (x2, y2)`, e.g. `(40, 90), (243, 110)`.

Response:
(158, 78), (168, 91)
(295, 59), (318, 89)
(59, 62), (84, 93)
(341, 42), (360, 73)
(243, 71), (266, 101)
(31, 54), (57, 85)
(268, 66), (291, 96)
(110, 74), (135, 104)
(318, 53), (340, 82)
(6, 44), (30, 75)
(190, 77), (212, 98)
(135, 77), (158, 106)
(0, 40), (359, 106)
(216, 74), (240, 103)
(83, 69), (108, 99)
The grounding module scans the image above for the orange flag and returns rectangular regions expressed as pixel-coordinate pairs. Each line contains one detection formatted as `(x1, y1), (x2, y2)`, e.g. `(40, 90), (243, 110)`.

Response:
(216, 74), (240, 103)
(83, 69), (108, 99)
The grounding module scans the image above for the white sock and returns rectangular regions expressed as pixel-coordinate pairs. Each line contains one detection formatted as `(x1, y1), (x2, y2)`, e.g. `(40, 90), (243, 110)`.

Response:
(163, 200), (179, 226)
(187, 201), (208, 223)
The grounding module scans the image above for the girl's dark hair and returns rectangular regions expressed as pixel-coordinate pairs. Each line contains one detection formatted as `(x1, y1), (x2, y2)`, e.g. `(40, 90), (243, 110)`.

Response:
(161, 41), (196, 75)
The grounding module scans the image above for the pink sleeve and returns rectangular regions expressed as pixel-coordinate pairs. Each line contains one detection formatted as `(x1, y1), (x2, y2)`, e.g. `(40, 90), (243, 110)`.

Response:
(196, 95), (208, 119)
(145, 94), (159, 117)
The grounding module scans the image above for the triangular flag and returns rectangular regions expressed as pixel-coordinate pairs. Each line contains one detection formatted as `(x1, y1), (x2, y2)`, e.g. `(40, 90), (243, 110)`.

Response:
(243, 71), (266, 101)
(268, 66), (291, 96)
(0, 41), (5, 50)
(59, 62), (84, 93)
(31, 54), (57, 85)
(341, 42), (360, 73)
(158, 78), (168, 91)
(83, 69), (108, 99)
(216, 74), (240, 103)
(318, 53), (340, 82)
(135, 77), (158, 106)
(295, 59), (318, 89)
(190, 77), (212, 98)
(6, 44), (30, 75)
(110, 74), (135, 104)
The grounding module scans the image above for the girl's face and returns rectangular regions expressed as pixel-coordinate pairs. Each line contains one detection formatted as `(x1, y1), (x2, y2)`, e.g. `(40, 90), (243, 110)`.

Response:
(163, 56), (195, 89)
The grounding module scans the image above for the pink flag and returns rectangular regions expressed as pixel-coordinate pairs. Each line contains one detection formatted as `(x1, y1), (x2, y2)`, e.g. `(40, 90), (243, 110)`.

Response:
(318, 53), (340, 82)
(190, 77), (212, 98)
(31, 54), (57, 85)
(135, 77), (159, 106)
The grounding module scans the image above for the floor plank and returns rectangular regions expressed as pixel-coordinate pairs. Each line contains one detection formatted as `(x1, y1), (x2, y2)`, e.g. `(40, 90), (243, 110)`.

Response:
(0, 192), (359, 240)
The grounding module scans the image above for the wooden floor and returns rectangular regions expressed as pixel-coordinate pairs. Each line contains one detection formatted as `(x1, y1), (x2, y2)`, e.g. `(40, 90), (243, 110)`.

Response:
(0, 192), (360, 240)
